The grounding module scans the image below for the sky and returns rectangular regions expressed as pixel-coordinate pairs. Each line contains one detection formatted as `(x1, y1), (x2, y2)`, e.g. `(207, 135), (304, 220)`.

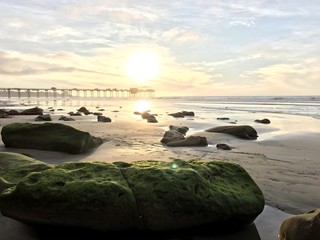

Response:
(0, 0), (319, 96)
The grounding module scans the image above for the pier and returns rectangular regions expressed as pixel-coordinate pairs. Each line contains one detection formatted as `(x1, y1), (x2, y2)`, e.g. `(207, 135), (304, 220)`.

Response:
(0, 87), (155, 99)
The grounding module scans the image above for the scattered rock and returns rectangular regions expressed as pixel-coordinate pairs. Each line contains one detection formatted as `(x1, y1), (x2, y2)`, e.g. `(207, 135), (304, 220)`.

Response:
(69, 112), (82, 116)
(93, 112), (103, 116)
(35, 114), (52, 121)
(7, 110), (20, 115)
(58, 116), (75, 121)
(181, 111), (195, 117)
(255, 119), (271, 124)
(141, 111), (151, 119)
(206, 125), (258, 140)
(160, 130), (185, 144)
(217, 117), (230, 120)
(166, 136), (208, 147)
(20, 107), (43, 115)
(169, 125), (189, 135)
(216, 143), (232, 150)
(279, 208), (320, 240)
(78, 107), (91, 115)
(1, 122), (103, 154)
(0, 159), (265, 232)
(168, 112), (185, 118)
(147, 115), (158, 123)
(97, 115), (112, 122)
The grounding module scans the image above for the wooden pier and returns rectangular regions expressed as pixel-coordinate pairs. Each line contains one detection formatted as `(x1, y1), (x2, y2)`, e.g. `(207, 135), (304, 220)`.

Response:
(0, 87), (155, 99)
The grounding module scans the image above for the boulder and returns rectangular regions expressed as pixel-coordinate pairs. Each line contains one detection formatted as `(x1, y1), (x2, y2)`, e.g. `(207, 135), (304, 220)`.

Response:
(20, 107), (43, 115)
(206, 125), (258, 140)
(35, 114), (52, 121)
(97, 116), (112, 122)
(141, 111), (151, 119)
(168, 112), (185, 118)
(1, 122), (103, 154)
(160, 130), (185, 144)
(58, 116), (75, 121)
(254, 119), (271, 124)
(278, 208), (320, 240)
(216, 143), (232, 150)
(169, 125), (189, 135)
(181, 111), (195, 117)
(7, 110), (20, 115)
(69, 111), (82, 116)
(0, 159), (265, 232)
(0, 152), (51, 192)
(78, 107), (91, 115)
(166, 136), (208, 147)
(93, 112), (103, 116)
(147, 115), (158, 123)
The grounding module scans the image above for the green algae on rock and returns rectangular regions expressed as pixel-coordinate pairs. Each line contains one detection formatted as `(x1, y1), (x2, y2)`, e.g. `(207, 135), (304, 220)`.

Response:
(0, 159), (264, 232)
(1, 122), (103, 154)
(0, 152), (51, 192)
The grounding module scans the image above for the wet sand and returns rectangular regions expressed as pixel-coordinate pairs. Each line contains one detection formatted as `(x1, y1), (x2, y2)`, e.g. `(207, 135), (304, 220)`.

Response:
(0, 106), (319, 239)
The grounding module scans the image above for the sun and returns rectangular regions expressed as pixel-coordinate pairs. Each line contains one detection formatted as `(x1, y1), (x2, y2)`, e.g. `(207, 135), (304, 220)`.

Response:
(126, 50), (160, 83)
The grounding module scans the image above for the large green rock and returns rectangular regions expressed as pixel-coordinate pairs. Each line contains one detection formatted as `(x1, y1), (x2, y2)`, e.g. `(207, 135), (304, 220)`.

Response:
(0, 159), (264, 232)
(1, 122), (103, 154)
(0, 152), (51, 193)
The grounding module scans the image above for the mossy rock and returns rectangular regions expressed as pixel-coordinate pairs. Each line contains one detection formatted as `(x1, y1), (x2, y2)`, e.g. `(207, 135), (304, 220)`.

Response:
(0, 159), (264, 232)
(1, 122), (103, 154)
(0, 152), (51, 192)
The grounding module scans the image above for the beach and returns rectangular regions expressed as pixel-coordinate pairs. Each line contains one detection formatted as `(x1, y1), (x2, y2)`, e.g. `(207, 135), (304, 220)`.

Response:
(0, 96), (319, 240)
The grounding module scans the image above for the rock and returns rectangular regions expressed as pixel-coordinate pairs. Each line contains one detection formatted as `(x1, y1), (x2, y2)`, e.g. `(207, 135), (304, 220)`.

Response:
(169, 125), (189, 135)
(160, 130), (185, 144)
(254, 119), (271, 124)
(206, 125), (258, 140)
(216, 143), (232, 150)
(168, 112), (185, 118)
(166, 136), (208, 147)
(1, 122), (103, 154)
(217, 117), (230, 120)
(93, 112), (103, 116)
(35, 114), (52, 121)
(97, 115), (112, 122)
(141, 111), (151, 119)
(0, 112), (11, 118)
(69, 111), (82, 116)
(20, 107), (43, 115)
(147, 115), (158, 123)
(181, 111), (195, 116)
(7, 110), (20, 115)
(77, 107), (91, 115)
(0, 152), (51, 192)
(0, 159), (264, 232)
(133, 111), (141, 115)
(58, 116), (75, 121)
(278, 208), (320, 240)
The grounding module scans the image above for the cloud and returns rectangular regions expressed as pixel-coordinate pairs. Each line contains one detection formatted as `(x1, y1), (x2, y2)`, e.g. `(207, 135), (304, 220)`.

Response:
(161, 28), (202, 43)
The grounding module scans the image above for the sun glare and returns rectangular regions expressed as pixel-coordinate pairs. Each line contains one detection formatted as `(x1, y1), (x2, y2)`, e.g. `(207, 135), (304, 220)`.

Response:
(134, 100), (151, 113)
(126, 51), (160, 83)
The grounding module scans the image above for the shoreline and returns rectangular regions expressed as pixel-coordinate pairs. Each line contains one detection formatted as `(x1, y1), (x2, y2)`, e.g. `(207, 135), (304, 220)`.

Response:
(1, 102), (320, 239)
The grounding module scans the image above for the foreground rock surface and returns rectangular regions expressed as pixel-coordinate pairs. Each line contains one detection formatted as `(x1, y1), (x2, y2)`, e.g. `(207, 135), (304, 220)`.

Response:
(166, 136), (208, 147)
(0, 159), (264, 232)
(0, 152), (51, 192)
(1, 122), (103, 154)
(206, 125), (258, 140)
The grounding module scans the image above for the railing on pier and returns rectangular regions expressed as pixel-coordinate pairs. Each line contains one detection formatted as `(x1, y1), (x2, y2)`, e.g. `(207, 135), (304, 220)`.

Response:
(0, 87), (155, 99)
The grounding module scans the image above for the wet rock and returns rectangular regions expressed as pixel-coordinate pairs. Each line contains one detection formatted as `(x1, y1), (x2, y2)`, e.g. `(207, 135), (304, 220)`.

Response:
(206, 125), (258, 140)
(97, 115), (112, 122)
(169, 125), (189, 135)
(0, 159), (265, 232)
(254, 119), (271, 124)
(181, 111), (195, 117)
(168, 112), (185, 118)
(216, 143), (232, 150)
(166, 136), (208, 147)
(1, 122), (103, 154)
(7, 110), (20, 115)
(69, 111), (82, 116)
(35, 114), (52, 121)
(20, 107), (43, 115)
(77, 107), (91, 115)
(147, 115), (158, 123)
(279, 208), (320, 240)
(217, 117), (230, 120)
(160, 130), (185, 144)
(93, 112), (103, 116)
(58, 116), (75, 121)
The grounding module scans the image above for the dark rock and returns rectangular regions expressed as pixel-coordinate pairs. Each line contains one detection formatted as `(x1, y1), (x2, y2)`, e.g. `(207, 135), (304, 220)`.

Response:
(181, 111), (195, 117)
(0, 152), (51, 192)
(254, 119), (271, 124)
(168, 112), (185, 118)
(20, 107), (43, 115)
(58, 116), (75, 121)
(0, 111), (11, 118)
(217, 117), (230, 120)
(49, 109), (55, 112)
(160, 130), (185, 144)
(216, 143), (232, 150)
(35, 114), (52, 121)
(112, 110), (119, 113)
(7, 110), (20, 115)
(97, 115), (112, 122)
(147, 115), (158, 123)
(93, 112), (103, 116)
(166, 136), (208, 147)
(98, 109), (105, 111)
(77, 107), (91, 115)
(1, 122), (103, 154)
(169, 125), (189, 135)
(69, 112), (82, 116)
(0, 159), (265, 232)
(206, 125), (258, 140)
(57, 109), (64, 111)
(279, 208), (320, 240)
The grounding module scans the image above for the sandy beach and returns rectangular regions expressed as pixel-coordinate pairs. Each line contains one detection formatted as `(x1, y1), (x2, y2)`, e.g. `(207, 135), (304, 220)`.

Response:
(0, 100), (319, 240)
